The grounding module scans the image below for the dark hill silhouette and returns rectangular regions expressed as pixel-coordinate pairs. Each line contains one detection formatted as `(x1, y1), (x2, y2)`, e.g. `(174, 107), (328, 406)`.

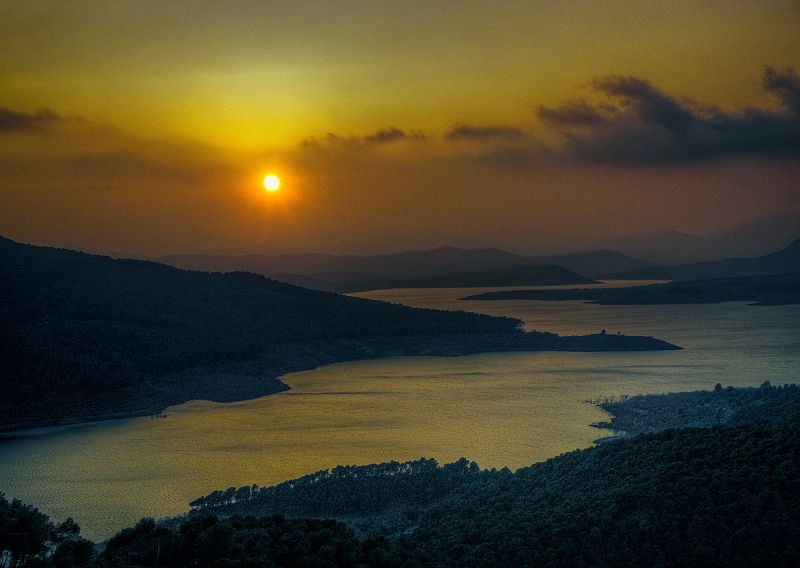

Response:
(353, 245), (534, 274)
(276, 265), (596, 293)
(527, 249), (656, 277)
(0, 237), (677, 431)
(155, 252), (361, 277)
(275, 271), (401, 293)
(160, 246), (650, 292)
(6, 384), (799, 567)
(602, 238), (800, 281)
(174, 384), (800, 567)
(402, 264), (596, 288)
(160, 246), (542, 280)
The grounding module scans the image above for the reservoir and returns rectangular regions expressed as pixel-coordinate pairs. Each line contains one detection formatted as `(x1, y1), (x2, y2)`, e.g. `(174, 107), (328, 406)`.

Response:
(1, 285), (798, 540)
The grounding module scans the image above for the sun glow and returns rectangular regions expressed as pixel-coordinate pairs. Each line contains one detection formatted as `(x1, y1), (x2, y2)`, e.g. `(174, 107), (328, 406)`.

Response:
(263, 174), (280, 191)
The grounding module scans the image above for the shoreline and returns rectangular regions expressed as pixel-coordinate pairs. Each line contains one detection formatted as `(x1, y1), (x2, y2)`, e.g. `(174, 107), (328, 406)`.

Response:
(1, 331), (680, 434)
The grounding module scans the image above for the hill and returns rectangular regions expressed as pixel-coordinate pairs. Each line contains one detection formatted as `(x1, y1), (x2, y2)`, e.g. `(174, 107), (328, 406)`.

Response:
(160, 245), (651, 292)
(14, 383), (792, 568)
(594, 380), (800, 436)
(464, 273), (800, 305)
(154, 252), (362, 277)
(277, 264), (596, 293)
(0, 237), (676, 431)
(184, 383), (800, 566)
(527, 249), (656, 277)
(602, 238), (800, 281)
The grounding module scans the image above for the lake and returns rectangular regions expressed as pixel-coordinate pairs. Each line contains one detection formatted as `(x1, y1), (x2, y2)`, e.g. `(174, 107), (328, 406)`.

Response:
(1, 283), (799, 540)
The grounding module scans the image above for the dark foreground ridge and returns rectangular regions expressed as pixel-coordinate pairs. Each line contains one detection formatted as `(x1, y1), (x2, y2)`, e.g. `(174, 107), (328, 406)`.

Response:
(463, 272), (800, 305)
(5, 382), (799, 567)
(0, 236), (678, 432)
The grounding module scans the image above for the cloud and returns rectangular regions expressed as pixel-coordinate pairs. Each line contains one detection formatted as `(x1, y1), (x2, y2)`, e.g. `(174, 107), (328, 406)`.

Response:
(590, 76), (696, 133)
(301, 127), (426, 149)
(365, 127), (417, 143)
(531, 68), (800, 164)
(298, 68), (800, 168)
(536, 100), (612, 127)
(0, 107), (62, 131)
(0, 109), (239, 194)
(445, 125), (524, 141)
(763, 66), (800, 113)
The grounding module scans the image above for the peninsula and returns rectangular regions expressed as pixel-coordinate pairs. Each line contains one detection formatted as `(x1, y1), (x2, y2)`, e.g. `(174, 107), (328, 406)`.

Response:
(463, 273), (800, 305)
(0, 237), (679, 432)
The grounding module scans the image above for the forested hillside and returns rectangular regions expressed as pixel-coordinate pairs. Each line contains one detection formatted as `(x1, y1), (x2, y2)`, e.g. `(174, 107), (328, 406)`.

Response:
(407, 423), (800, 567)
(187, 458), (484, 537)
(595, 381), (800, 434)
(0, 237), (518, 430)
(1, 237), (677, 431)
(5, 383), (799, 567)
(179, 385), (800, 567)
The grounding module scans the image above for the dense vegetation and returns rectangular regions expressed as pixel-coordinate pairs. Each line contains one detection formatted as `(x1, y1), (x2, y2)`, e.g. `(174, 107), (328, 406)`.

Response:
(187, 458), (484, 536)
(1, 237), (678, 431)
(4, 383), (800, 567)
(595, 381), (800, 435)
(408, 423), (800, 567)
(0, 494), (94, 568)
(101, 516), (414, 568)
(464, 272), (800, 305)
(0, 237), (520, 430)
(0, 497), (411, 568)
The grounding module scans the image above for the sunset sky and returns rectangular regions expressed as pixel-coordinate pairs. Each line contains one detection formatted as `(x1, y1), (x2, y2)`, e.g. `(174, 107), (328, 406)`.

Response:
(1, 1), (799, 255)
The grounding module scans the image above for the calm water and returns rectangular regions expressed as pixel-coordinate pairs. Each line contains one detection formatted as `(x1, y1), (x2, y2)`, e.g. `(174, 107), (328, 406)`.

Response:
(1, 283), (798, 540)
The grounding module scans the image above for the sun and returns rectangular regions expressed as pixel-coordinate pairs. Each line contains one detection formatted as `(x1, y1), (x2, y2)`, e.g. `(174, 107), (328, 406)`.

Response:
(263, 174), (280, 191)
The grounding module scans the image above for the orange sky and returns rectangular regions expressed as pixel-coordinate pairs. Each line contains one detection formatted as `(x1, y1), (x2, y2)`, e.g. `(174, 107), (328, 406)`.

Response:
(1, 1), (798, 255)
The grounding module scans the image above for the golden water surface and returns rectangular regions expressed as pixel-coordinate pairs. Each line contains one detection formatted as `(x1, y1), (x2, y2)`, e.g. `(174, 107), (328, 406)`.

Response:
(1, 283), (798, 540)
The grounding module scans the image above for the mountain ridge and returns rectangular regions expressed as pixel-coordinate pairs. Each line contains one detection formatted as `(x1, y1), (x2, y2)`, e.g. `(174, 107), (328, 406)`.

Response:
(601, 238), (800, 281)
(159, 245), (651, 292)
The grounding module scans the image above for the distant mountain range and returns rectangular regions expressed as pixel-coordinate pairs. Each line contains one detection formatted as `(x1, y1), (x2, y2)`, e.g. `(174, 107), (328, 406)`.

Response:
(602, 238), (800, 281)
(594, 213), (800, 265)
(159, 246), (653, 292)
(276, 265), (597, 293)
(152, 218), (800, 293)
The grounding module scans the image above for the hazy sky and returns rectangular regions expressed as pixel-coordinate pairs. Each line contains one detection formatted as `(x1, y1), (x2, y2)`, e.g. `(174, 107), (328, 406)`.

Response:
(1, 1), (799, 255)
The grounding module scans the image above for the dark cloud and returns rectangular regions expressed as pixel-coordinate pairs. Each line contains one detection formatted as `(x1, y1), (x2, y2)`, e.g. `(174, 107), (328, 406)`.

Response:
(303, 69), (799, 166)
(763, 66), (800, 113)
(536, 100), (612, 127)
(590, 76), (696, 133)
(445, 125), (524, 140)
(301, 127), (426, 148)
(365, 127), (410, 143)
(0, 107), (61, 131)
(531, 68), (800, 164)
